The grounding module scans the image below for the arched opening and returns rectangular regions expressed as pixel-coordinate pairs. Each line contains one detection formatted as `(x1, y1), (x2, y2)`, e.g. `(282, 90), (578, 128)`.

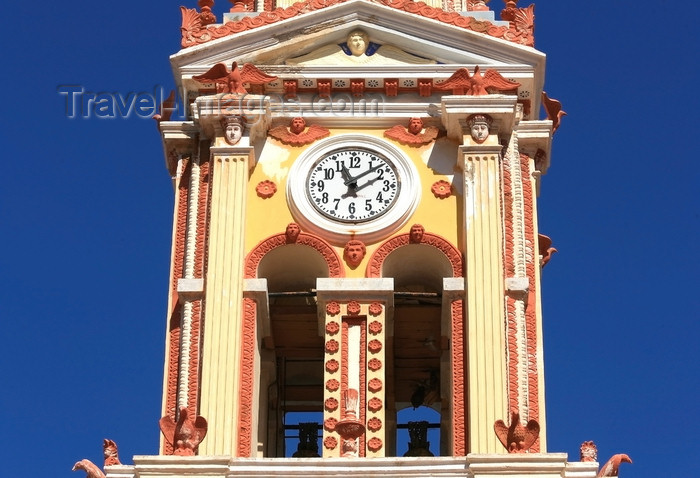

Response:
(381, 243), (454, 456)
(258, 244), (328, 457)
(396, 406), (441, 456)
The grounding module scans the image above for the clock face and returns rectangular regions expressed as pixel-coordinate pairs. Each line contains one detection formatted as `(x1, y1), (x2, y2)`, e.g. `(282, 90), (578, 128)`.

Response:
(306, 148), (400, 223)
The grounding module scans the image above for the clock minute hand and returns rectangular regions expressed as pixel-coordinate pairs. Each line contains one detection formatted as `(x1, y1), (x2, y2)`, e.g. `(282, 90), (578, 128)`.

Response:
(344, 164), (383, 186)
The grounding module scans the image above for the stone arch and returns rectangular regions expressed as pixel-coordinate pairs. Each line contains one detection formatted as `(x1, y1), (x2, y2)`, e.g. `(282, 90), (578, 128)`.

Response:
(366, 231), (462, 279)
(245, 231), (345, 280)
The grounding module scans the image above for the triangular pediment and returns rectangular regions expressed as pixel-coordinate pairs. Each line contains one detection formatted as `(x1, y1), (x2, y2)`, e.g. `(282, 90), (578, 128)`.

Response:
(171, 1), (544, 79)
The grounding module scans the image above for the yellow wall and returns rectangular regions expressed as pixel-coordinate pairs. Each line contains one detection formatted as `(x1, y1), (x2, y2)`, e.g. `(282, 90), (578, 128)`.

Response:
(245, 129), (462, 273)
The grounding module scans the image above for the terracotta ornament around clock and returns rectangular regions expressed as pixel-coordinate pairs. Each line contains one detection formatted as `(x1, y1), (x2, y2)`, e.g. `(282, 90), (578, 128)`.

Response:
(343, 239), (366, 268)
(384, 117), (439, 146)
(268, 117), (330, 146)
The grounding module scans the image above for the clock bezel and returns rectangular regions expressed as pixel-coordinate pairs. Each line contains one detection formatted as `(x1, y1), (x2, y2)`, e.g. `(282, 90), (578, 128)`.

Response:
(287, 135), (421, 244)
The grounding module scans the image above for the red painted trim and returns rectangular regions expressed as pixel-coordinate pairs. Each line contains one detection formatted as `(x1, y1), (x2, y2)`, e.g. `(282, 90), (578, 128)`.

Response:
(180, 1), (534, 49)
(366, 231), (463, 278)
(245, 231), (344, 279)
(451, 300), (466, 455)
(237, 298), (257, 456)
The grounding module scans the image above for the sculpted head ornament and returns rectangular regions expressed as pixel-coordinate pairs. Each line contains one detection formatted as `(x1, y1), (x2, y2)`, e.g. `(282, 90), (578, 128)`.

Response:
(221, 115), (246, 145)
(467, 114), (492, 143)
(343, 239), (366, 267)
(347, 30), (369, 56)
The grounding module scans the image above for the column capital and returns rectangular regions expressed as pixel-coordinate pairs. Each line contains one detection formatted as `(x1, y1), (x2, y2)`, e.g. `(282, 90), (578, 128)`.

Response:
(441, 95), (520, 143)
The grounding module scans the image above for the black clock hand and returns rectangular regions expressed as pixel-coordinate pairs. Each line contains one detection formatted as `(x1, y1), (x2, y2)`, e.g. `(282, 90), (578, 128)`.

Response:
(344, 163), (383, 186)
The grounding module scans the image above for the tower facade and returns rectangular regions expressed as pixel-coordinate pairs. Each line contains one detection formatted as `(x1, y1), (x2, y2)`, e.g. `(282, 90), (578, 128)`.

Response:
(102, 1), (598, 477)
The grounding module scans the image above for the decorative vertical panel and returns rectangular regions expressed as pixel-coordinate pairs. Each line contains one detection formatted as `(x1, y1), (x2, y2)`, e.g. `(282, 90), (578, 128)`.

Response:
(199, 150), (252, 456)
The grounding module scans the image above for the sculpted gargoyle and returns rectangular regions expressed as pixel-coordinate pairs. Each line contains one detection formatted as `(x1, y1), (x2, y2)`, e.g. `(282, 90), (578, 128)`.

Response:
(159, 406), (208, 456)
(103, 438), (121, 466)
(493, 411), (540, 453)
(72, 459), (106, 478)
(597, 454), (633, 477)
(193, 61), (277, 94)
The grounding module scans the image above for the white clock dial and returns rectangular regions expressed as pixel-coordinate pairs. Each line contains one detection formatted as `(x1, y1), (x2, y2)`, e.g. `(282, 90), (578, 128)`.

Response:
(286, 134), (421, 244)
(307, 148), (400, 223)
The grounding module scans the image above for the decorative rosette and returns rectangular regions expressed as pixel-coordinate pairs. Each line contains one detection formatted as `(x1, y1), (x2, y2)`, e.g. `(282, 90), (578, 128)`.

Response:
(324, 417), (338, 431)
(431, 180), (452, 199)
(326, 301), (341, 316)
(368, 397), (383, 412)
(325, 339), (339, 353)
(367, 437), (383, 452)
(368, 378), (383, 392)
(368, 358), (382, 371)
(367, 417), (383, 432)
(368, 320), (383, 334)
(369, 302), (383, 316)
(325, 321), (340, 335)
(326, 379), (340, 391)
(368, 339), (383, 353)
(347, 300), (361, 315)
(325, 359), (339, 373)
(324, 436), (338, 449)
(256, 180), (277, 199)
(325, 397), (339, 411)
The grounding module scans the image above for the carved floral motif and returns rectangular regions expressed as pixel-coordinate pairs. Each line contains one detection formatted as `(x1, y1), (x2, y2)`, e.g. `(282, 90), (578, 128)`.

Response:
(256, 180), (277, 198)
(431, 180), (452, 199)
(368, 378), (383, 392)
(326, 379), (340, 391)
(326, 359), (339, 372)
(323, 436), (338, 449)
(324, 417), (338, 431)
(368, 397), (383, 411)
(367, 417), (383, 432)
(368, 302), (382, 316)
(368, 339), (383, 353)
(367, 437), (383, 452)
(325, 339), (339, 353)
(347, 300), (361, 315)
(326, 320), (340, 334)
(326, 301), (341, 316)
(368, 320), (383, 334)
(325, 397), (339, 411)
(368, 358), (383, 371)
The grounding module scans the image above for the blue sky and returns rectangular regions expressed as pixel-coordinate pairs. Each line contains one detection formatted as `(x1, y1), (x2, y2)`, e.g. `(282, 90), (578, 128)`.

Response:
(1, 2), (698, 477)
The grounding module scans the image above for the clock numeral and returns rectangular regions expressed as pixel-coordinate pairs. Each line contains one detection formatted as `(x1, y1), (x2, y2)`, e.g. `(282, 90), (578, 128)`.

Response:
(365, 199), (372, 211)
(324, 169), (335, 180)
(348, 202), (356, 214)
(317, 180), (325, 192)
(333, 198), (340, 210)
(335, 160), (343, 172)
(376, 192), (383, 201)
(322, 192), (329, 204)
(376, 169), (384, 180)
(383, 180), (392, 192)
(350, 156), (361, 168)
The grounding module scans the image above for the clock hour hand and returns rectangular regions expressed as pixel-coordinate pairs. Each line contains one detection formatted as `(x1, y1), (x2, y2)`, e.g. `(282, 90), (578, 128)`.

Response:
(344, 163), (383, 186)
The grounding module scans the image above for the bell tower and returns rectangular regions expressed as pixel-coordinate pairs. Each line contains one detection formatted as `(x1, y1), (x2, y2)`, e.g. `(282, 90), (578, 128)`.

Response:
(92, 1), (599, 477)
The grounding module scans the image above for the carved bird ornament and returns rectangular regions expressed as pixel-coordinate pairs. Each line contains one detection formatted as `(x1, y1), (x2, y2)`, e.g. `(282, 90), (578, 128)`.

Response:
(493, 411), (540, 453)
(435, 65), (519, 96)
(72, 459), (106, 478)
(193, 61), (277, 94)
(159, 406), (208, 455)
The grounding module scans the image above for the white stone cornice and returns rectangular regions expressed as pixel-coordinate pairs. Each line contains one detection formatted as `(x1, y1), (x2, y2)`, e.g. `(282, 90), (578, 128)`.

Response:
(441, 95), (519, 141)
(106, 455), (598, 478)
(160, 121), (199, 176)
(515, 120), (553, 174)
